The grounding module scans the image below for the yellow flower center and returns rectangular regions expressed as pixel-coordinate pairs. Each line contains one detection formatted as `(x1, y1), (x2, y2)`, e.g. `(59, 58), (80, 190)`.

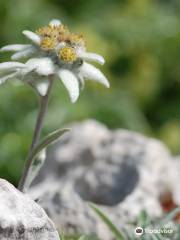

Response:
(69, 33), (85, 46)
(59, 47), (77, 63)
(40, 37), (57, 51)
(36, 23), (85, 62)
(36, 24), (69, 38)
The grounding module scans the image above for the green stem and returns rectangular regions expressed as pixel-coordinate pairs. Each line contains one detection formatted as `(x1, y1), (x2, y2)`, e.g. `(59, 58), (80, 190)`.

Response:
(18, 79), (53, 192)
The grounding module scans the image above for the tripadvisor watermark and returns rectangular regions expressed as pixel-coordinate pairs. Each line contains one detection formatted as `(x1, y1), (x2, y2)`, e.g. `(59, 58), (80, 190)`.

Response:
(135, 225), (174, 237)
(134, 227), (144, 236)
(144, 227), (173, 234)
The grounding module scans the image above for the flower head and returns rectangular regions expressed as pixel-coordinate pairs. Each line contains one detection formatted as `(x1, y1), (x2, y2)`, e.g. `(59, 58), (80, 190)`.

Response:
(0, 19), (109, 102)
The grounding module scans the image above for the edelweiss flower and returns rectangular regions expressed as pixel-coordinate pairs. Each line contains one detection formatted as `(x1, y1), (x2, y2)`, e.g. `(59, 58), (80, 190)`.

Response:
(0, 19), (109, 102)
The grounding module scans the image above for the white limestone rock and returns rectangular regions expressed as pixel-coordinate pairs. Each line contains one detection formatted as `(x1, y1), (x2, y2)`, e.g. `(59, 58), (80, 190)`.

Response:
(30, 120), (180, 240)
(0, 179), (60, 240)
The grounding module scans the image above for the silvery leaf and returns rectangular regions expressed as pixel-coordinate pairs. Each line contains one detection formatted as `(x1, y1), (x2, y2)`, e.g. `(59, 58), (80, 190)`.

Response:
(23, 128), (69, 191)
(23, 149), (46, 191)
(31, 128), (70, 159)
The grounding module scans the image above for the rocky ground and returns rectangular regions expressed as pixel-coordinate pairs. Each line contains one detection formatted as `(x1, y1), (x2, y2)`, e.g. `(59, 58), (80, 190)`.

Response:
(28, 120), (180, 240)
(0, 179), (59, 240)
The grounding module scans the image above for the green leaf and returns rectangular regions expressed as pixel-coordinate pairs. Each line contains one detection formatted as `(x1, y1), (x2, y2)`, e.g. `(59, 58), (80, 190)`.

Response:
(158, 207), (180, 226)
(24, 128), (70, 190)
(31, 128), (70, 158)
(24, 149), (46, 190)
(78, 237), (86, 240)
(150, 234), (159, 240)
(122, 228), (135, 240)
(78, 235), (99, 240)
(89, 203), (125, 240)
(78, 236), (89, 240)
(137, 210), (151, 228)
(155, 233), (165, 240)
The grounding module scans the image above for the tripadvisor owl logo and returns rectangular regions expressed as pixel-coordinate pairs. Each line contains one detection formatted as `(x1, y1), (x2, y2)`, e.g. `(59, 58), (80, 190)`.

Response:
(135, 227), (144, 236)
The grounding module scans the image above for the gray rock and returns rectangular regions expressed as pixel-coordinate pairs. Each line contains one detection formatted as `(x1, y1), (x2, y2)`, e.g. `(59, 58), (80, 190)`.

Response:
(29, 120), (180, 240)
(0, 179), (60, 240)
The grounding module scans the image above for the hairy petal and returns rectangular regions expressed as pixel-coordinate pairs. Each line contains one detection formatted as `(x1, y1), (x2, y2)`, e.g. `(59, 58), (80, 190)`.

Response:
(36, 81), (49, 96)
(56, 42), (66, 51)
(79, 62), (110, 88)
(0, 72), (18, 85)
(11, 46), (36, 60)
(0, 62), (25, 72)
(58, 69), (79, 103)
(24, 58), (55, 76)
(0, 44), (31, 52)
(77, 52), (105, 65)
(49, 19), (61, 26)
(22, 30), (41, 45)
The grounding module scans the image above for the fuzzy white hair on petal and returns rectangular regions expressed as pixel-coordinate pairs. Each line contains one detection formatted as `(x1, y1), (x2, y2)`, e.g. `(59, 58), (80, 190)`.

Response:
(80, 62), (110, 88)
(56, 42), (66, 51)
(11, 47), (36, 60)
(77, 52), (105, 65)
(36, 82), (49, 96)
(0, 44), (31, 52)
(0, 72), (18, 85)
(58, 69), (79, 103)
(25, 58), (55, 76)
(49, 19), (61, 26)
(22, 31), (41, 45)
(0, 62), (25, 72)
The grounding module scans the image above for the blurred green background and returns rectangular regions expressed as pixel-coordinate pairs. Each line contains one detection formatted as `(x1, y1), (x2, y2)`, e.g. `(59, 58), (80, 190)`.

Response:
(0, 0), (180, 185)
